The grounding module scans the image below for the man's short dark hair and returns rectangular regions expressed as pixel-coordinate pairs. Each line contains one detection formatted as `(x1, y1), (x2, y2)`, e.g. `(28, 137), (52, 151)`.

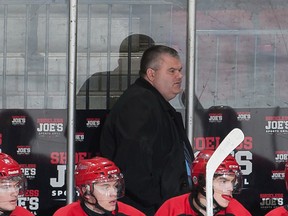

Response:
(139, 45), (180, 77)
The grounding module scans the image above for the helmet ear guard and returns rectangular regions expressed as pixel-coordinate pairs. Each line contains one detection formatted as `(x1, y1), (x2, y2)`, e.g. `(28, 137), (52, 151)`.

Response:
(85, 185), (91, 193)
(192, 173), (206, 196)
(198, 174), (206, 188)
(192, 173), (205, 189)
(79, 184), (92, 196)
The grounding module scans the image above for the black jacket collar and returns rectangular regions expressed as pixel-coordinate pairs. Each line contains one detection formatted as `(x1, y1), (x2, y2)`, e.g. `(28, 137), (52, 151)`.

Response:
(134, 77), (176, 112)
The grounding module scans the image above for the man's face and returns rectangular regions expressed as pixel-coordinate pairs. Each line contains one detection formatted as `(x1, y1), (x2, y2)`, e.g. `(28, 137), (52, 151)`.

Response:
(92, 180), (119, 212)
(213, 174), (235, 208)
(0, 180), (20, 212)
(150, 54), (183, 101)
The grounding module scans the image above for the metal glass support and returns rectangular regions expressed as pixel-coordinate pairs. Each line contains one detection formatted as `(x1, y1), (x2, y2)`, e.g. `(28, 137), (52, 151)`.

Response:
(186, 0), (196, 145)
(67, 0), (78, 205)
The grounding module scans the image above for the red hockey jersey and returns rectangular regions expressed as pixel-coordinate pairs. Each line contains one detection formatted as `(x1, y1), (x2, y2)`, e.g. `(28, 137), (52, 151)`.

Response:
(53, 200), (145, 216)
(10, 206), (34, 216)
(265, 206), (288, 216)
(155, 193), (251, 216)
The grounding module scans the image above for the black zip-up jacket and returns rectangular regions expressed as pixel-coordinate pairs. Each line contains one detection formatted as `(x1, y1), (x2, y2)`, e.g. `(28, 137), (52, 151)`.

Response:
(100, 77), (194, 216)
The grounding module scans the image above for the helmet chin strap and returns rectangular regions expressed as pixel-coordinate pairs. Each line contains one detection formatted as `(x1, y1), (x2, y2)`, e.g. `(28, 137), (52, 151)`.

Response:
(0, 210), (12, 216)
(83, 193), (117, 216)
(94, 202), (115, 216)
(195, 189), (224, 215)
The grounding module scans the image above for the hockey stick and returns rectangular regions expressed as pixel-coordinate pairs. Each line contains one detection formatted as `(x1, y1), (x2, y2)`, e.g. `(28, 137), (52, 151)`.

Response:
(206, 128), (244, 216)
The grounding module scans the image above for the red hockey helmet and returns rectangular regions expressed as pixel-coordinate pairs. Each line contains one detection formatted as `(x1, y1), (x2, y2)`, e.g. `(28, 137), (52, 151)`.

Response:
(75, 157), (124, 198)
(191, 150), (242, 193)
(0, 153), (26, 195)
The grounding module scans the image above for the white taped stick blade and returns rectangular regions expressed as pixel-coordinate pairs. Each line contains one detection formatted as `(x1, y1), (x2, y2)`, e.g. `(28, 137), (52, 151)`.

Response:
(205, 128), (245, 216)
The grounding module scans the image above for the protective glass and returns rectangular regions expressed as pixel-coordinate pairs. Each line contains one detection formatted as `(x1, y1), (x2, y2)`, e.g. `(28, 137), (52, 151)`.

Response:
(93, 178), (125, 200)
(85, 173), (125, 200)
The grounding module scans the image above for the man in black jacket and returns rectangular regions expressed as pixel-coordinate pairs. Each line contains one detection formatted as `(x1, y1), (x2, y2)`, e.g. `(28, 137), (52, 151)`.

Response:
(100, 45), (194, 215)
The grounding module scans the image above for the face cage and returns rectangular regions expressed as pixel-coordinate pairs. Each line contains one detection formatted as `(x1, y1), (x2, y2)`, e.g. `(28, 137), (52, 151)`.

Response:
(79, 173), (125, 199)
(0, 175), (27, 196)
(213, 170), (242, 194)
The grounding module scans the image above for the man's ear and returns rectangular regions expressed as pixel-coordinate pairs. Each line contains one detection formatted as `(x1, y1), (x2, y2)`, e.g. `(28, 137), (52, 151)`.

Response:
(146, 68), (155, 82)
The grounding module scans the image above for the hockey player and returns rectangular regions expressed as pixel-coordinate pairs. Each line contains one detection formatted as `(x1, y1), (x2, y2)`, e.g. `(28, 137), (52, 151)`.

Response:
(155, 149), (251, 216)
(0, 153), (34, 216)
(53, 156), (145, 216)
(265, 160), (288, 215)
